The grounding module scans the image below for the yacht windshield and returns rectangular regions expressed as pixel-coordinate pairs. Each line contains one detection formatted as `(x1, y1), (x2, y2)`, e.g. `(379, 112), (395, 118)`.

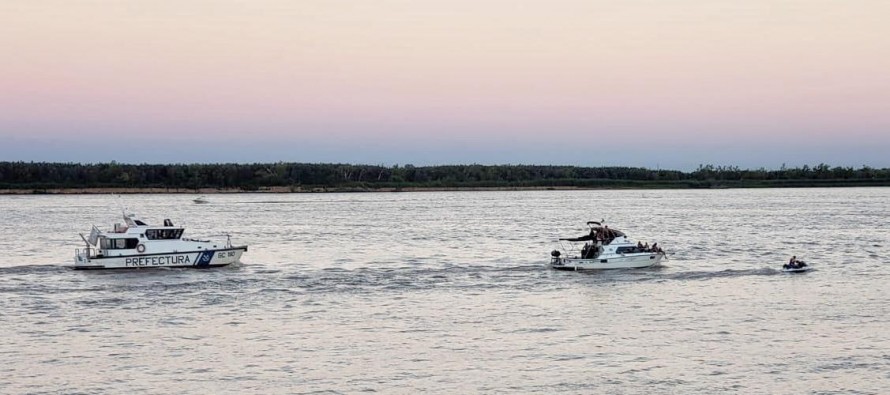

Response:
(145, 229), (184, 240)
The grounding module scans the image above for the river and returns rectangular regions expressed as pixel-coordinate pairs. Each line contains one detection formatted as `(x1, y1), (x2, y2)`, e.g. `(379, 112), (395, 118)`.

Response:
(1, 188), (888, 394)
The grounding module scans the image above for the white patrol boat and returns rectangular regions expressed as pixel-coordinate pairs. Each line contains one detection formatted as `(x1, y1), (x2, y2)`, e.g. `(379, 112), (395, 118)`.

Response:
(74, 211), (247, 270)
(550, 221), (665, 270)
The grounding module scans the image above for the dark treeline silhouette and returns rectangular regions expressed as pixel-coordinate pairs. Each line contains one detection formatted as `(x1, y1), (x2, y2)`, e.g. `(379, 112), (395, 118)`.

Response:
(1, 161), (889, 191)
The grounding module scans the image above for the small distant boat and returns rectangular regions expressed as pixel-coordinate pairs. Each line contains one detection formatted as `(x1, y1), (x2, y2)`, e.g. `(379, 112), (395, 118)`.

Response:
(782, 260), (811, 273)
(193, 196), (209, 204)
(74, 209), (247, 269)
(550, 221), (666, 270)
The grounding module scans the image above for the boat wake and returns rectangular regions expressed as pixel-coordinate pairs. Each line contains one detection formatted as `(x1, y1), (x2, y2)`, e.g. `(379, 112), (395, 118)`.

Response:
(0, 264), (69, 275)
(550, 266), (781, 283)
(0, 262), (787, 300)
(661, 268), (780, 281)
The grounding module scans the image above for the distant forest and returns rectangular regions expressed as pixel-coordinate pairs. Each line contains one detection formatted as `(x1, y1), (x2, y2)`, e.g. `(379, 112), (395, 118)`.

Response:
(1, 161), (890, 191)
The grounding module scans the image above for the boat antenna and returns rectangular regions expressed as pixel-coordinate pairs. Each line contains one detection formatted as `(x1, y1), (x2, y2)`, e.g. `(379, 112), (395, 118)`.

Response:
(112, 193), (126, 214)
(113, 194), (136, 226)
(79, 233), (90, 247)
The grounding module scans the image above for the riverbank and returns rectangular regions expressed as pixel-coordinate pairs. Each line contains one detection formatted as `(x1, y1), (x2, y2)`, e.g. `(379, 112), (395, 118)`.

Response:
(0, 185), (601, 195)
(2, 180), (889, 195)
(4, 162), (889, 194)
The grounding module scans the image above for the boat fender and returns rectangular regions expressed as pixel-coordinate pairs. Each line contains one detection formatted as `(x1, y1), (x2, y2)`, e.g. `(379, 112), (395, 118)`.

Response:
(551, 250), (561, 257)
(136, 244), (146, 253)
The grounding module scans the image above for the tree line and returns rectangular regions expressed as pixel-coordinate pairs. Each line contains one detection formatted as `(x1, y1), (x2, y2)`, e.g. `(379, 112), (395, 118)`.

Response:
(1, 161), (889, 191)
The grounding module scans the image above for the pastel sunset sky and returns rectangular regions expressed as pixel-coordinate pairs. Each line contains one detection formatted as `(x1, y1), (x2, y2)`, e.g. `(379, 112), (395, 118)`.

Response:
(1, 0), (888, 170)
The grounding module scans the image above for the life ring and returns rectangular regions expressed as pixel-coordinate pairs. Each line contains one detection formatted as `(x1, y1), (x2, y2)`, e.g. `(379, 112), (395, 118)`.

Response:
(136, 244), (146, 253)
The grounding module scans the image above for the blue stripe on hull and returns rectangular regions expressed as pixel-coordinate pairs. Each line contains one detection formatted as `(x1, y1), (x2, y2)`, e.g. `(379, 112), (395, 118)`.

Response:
(196, 250), (215, 267)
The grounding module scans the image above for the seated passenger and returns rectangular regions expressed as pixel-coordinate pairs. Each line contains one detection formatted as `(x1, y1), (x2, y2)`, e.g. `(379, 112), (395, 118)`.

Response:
(585, 245), (598, 259)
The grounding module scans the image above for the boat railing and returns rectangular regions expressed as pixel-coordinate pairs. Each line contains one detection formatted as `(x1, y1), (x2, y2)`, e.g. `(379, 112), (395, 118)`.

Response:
(75, 246), (97, 260)
(182, 237), (210, 243)
(556, 239), (584, 258)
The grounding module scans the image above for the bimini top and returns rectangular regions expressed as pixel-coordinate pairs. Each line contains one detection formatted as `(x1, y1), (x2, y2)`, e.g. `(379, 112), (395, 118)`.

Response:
(560, 221), (626, 241)
(589, 226), (625, 238)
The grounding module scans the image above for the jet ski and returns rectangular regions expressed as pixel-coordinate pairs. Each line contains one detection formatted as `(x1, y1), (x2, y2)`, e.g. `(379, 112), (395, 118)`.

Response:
(782, 260), (811, 273)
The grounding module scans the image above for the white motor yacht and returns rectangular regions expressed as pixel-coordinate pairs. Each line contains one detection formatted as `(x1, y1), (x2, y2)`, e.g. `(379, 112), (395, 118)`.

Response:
(550, 221), (665, 270)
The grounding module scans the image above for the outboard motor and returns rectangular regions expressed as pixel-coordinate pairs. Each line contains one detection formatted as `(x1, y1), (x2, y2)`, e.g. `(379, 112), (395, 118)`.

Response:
(550, 250), (561, 265)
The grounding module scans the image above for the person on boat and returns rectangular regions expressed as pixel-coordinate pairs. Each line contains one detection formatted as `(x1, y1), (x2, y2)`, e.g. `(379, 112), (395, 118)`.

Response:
(603, 226), (614, 243)
(651, 242), (660, 253)
(787, 255), (803, 269)
(583, 243), (598, 259)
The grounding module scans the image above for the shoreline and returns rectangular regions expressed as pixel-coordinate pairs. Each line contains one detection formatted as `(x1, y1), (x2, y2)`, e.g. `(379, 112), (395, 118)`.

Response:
(0, 186), (600, 195)
(1, 182), (888, 195)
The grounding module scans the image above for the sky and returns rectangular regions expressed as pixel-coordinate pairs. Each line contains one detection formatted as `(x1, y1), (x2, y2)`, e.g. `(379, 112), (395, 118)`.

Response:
(1, 0), (889, 170)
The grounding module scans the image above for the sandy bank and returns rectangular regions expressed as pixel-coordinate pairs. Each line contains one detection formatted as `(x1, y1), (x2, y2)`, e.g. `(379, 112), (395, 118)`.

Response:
(0, 186), (590, 195)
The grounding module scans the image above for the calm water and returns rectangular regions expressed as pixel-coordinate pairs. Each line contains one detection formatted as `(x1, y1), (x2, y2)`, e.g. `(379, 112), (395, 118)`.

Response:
(1, 189), (889, 394)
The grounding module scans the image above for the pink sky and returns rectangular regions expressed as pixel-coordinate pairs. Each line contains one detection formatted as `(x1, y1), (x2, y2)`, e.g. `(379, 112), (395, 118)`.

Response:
(1, 1), (889, 169)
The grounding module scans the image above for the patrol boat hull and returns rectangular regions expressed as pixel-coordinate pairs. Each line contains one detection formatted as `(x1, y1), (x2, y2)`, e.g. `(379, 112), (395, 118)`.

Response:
(74, 246), (247, 269)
